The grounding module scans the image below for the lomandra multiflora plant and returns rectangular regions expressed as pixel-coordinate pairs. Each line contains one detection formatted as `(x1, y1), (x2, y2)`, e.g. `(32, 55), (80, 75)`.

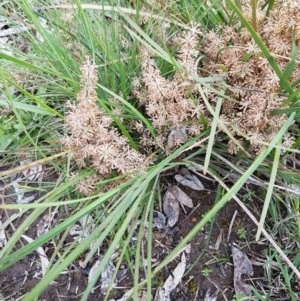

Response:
(64, 1), (299, 195)
(63, 57), (148, 196)
(132, 1), (298, 154)
(132, 25), (207, 151)
(200, 0), (299, 153)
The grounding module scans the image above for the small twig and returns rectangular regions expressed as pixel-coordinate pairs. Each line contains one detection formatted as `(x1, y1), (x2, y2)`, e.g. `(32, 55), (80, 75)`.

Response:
(227, 210), (238, 242)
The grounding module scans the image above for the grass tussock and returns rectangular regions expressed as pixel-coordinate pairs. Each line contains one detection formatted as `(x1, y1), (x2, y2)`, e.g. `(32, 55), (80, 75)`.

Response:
(63, 56), (149, 195)
(0, 1), (299, 300)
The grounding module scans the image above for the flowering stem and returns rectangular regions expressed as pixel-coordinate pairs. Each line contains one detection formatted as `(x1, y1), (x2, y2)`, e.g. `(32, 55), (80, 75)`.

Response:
(251, 0), (257, 32)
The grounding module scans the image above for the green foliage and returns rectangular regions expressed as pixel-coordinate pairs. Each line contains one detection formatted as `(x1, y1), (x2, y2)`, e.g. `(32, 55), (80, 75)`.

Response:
(0, 1), (299, 300)
(201, 266), (213, 277)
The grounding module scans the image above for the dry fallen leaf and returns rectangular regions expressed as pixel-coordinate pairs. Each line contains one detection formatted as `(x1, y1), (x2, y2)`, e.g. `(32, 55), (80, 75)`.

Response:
(153, 211), (167, 230)
(163, 190), (180, 227)
(163, 186), (194, 227)
(89, 253), (118, 294)
(70, 214), (94, 242)
(204, 289), (218, 301)
(231, 245), (253, 299)
(21, 160), (44, 182)
(167, 127), (188, 149)
(12, 179), (37, 204)
(36, 17), (52, 43)
(169, 185), (194, 208)
(0, 220), (7, 249)
(174, 172), (205, 191)
(21, 235), (49, 276)
(36, 208), (58, 237)
(154, 252), (186, 301)
(11, 160), (44, 204)
(288, 183), (300, 196)
(89, 260), (100, 293)
(101, 259), (117, 294)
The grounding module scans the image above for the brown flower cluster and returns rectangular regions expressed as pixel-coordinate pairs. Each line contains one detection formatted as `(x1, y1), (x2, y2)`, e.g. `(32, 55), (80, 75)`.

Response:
(64, 1), (299, 195)
(201, 0), (299, 153)
(132, 26), (206, 151)
(133, 1), (298, 154)
(63, 57), (148, 195)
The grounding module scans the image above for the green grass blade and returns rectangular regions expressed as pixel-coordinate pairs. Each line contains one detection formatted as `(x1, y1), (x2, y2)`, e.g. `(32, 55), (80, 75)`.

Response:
(225, 0), (293, 94)
(0, 98), (56, 116)
(1, 74), (63, 118)
(120, 12), (177, 66)
(80, 191), (145, 301)
(146, 179), (156, 301)
(0, 52), (51, 74)
(203, 86), (224, 174)
(263, 0), (275, 16)
(0, 174), (121, 268)
(75, 0), (95, 60)
(256, 139), (282, 240)
(98, 83), (156, 138)
(18, 0), (78, 79)
(197, 83), (250, 157)
(132, 191), (151, 300)
(279, 37), (298, 90)
(22, 192), (136, 301)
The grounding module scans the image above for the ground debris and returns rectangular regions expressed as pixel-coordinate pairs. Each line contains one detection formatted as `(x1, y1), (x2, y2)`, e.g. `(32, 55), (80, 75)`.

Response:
(231, 245), (253, 300)
(168, 185), (194, 209)
(10, 160), (44, 204)
(36, 208), (58, 237)
(101, 258), (117, 294)
(21, 234), (49, 277)
(0, 220), (7, 249)
(203, 289), (218, 301)
(174, 168), (205, 191)
(88, 252), (118, 294)
(167, 127), (188, 149)
(163, 189), (180, 227)
(153, 211), (168, 230)
(154, 252), (187, 301)
(70, 214), (94, 242)
(163, 185), (194, 227)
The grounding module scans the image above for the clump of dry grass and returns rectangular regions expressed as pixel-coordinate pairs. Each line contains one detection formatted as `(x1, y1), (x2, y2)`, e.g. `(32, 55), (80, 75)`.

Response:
(63, 57), (148, 195)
